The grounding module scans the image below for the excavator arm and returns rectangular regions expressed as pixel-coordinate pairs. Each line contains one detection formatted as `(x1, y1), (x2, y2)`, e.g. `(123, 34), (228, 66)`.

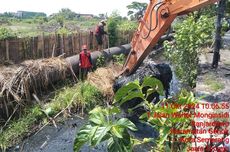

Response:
(122, 0), (218, 75)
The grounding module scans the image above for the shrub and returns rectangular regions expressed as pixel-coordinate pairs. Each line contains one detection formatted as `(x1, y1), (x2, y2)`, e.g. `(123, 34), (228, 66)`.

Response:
(96, 56), (106, 68)
(114, 77), (198, 151)
(164, 15), (215, 87)
(107, 18), (119, 47)
(112, 54), (125, 65)
(57, 27), (72, 35)
(0, 27), (16, 40)
(118, 20), (138, 31)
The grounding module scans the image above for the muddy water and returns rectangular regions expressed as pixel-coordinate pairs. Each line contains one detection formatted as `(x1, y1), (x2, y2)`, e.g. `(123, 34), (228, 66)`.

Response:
(8, 117), (107, 152)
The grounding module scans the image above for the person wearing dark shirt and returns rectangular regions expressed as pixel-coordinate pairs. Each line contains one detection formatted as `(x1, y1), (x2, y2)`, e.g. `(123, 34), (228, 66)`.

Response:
(95, 20), (107, 51)
(79, 45), (92, 80)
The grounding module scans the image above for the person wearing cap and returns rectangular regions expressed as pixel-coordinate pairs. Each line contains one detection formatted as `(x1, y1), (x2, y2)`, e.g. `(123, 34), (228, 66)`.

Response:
(95, 20), (108, 51)
(79, 45), (92, 80)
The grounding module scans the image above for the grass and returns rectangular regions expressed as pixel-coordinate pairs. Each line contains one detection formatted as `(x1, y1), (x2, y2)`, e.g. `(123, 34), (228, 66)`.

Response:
(0, 106), (43, 151)
(204, 74), (225, 92)
(4, 22), (44, 38)
(45, 81), (103, 116)
(0, 81), (103, 151)
(2, 18), (100, 38)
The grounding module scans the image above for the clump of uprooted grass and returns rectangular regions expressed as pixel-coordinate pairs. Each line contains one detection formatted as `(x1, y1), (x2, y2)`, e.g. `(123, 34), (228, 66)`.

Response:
(0, 81), (103, 151)
(0, 57), (73, 119)
(87, 63), (122, 101)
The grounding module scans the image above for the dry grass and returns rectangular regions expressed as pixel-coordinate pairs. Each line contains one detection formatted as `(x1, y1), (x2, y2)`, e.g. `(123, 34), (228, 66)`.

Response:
(0, 57), (72, 119)
(87, 63), (122, 101)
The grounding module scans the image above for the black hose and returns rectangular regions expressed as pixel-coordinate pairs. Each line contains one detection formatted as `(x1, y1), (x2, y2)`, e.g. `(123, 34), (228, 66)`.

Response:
(141, 2), (166, 39)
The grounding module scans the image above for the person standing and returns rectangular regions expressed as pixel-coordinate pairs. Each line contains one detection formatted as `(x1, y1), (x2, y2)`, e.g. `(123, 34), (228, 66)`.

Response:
(95, 20), (108, 51)
(79, 45), (92, 80)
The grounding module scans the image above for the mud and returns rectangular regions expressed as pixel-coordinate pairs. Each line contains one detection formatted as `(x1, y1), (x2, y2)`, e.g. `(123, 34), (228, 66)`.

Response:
(8, 117), (108, 152)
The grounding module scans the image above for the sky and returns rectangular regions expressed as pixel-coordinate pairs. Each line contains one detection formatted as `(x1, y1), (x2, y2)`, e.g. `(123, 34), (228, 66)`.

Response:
(0, 0), (149, 17)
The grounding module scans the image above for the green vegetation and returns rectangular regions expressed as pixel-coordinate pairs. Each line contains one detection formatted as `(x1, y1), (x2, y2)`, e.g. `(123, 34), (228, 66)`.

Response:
(96, 56), (106, 68)
(107, 11), (120, 47)
(114, 77), (198, 151)
(74, 77), (198, 151)
(56, 27), (72, 35)
(0, 81), (103, 151)
(112, 54), (126, 65)
(74, 106), (137, 152)
(45, 82), (103, 115)
(117, 20), (137, 31)
(0, 27), (16, 40)
(164, 15), (215, 88)
(0, 8), (137, 40)
(0, 8), (100, 38)
(204, 74), (224, 92)
(0, 106), (43, 151)
(127, 1), (148, 20)
(107, 11), (137, 47)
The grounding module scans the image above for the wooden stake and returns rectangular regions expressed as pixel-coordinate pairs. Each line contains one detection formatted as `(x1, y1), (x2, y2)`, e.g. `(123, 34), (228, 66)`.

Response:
(42, 33), (45, 58)
(5, 40), (9, 60)
(52, 44), (56, 57)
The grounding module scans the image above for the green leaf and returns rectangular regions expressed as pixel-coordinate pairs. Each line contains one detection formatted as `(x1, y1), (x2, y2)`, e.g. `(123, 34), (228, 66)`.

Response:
(88, 126), (99, 145)
(143, 138), (154, 143)
(108, 106), (121, 115)
(139, 112), (149, 120)
(158, 127), (171, 145)
(44, 107), (52, 116)
(111, 126), (123, 138)
(94, 126), (112, 146)
(116, 118), (137, 131)
(114, 81), (140, 103)
(108, 137), (123, 152)
(89, 107), (105, 125)
(74, 125), (92, 152)
(119, 91), (144, 106)
(142, 77), (164, 96)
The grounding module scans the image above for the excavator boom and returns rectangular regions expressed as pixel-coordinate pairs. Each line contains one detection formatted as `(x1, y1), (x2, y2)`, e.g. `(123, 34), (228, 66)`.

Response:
(122, 0), (218, 75)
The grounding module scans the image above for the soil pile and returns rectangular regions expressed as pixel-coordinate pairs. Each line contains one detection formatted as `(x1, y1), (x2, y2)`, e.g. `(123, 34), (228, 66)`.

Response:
(87, 63), (122, 100)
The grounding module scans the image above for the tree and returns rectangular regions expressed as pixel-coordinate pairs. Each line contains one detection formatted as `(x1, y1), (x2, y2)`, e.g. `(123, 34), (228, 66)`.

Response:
(212, 0), (227, 68)
(33, 16), (48, 25)
(226, 0), (230, 15)
(55, 15), (65, 27)
(127, 1), (148, 20)
(58, 8), (77, 20)
(49, 8), (76, 22)
(164, 15), (215, 87)
(107, 11), (122, 47)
